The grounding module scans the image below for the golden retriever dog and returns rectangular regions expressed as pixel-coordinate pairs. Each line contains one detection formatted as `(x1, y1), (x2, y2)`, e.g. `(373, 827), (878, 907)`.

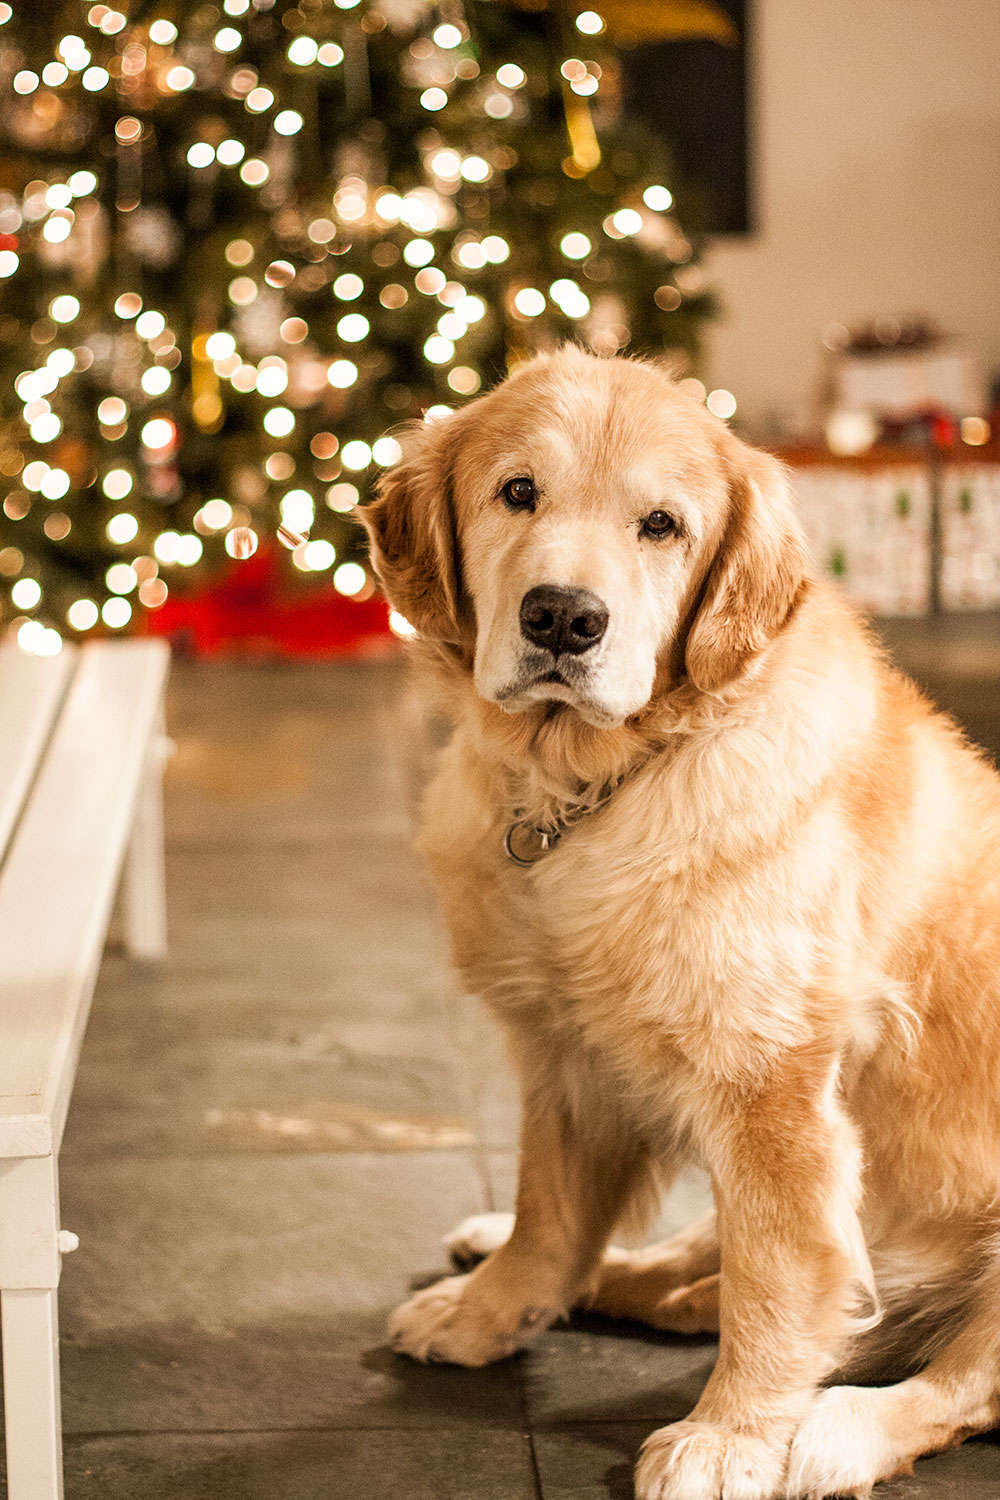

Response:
(361, 345), (1000, 1500)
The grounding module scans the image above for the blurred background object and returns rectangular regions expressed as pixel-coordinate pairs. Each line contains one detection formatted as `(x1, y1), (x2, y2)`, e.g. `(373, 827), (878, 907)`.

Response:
(0, 0), (997, 656)
(0, 0), (713, 651)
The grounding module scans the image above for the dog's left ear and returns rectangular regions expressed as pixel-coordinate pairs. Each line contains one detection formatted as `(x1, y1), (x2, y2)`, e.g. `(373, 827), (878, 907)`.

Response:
(685, 443), (809, 694)
(358, 418), (463, 644)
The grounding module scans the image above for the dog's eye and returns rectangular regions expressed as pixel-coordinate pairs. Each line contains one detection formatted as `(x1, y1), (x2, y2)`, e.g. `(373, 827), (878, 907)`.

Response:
(502, 477), (536, 512)
(641, 510), (678, 539)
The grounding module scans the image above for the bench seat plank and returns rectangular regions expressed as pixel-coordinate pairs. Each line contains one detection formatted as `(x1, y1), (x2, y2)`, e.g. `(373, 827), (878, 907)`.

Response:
(0, 640), (169, 1158)
(0, 646), (76, 867)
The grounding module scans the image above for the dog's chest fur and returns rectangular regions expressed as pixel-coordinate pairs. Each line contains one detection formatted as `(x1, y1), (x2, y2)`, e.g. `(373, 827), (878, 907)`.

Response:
(421, 727), (852, 1130)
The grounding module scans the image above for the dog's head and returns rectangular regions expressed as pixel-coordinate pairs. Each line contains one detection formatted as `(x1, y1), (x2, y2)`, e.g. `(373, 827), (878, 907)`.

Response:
(362, 347), (809, 728)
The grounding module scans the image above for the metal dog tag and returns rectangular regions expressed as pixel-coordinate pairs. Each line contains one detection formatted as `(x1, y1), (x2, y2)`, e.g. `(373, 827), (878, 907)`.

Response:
(503, 819), (561, 867)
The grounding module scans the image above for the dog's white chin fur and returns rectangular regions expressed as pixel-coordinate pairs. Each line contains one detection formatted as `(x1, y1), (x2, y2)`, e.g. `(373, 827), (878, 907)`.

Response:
(489, 677), (635, 729)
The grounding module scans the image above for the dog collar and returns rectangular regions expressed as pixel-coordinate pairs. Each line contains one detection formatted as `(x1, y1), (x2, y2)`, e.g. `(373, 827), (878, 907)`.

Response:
(503, 758), (649, 867)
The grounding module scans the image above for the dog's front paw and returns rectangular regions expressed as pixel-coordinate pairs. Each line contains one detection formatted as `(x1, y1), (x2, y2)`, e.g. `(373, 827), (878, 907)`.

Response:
(387, 1272), (553, 1366)
(636, 1420), (786, 1500)
(443, 1211), (515, 1268)
(787, 1386), (901, 1499)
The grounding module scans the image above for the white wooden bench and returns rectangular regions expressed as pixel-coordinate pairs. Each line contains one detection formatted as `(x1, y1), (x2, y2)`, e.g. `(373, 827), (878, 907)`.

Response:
(0, 638), (169, 1500)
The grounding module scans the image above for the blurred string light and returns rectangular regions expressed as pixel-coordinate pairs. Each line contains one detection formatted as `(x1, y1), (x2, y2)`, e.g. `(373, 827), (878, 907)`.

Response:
(372, 437), (402, 466)
(389, 610), (417, 638)
(106, 513), (139, 544)
(328, 359), (358, 389)
(153, 531), (203, 566)
(264, 407), (295, 436)
(610, 208), (642, 236)
(49, 295), (80, 323)
(136, 310), (165, 338)
(706, 388), (737, 420)
(141, 417), (175, 449)
(11, 577), (41, 609)
(643, 184), (673, 211)
(165, 64), (194, 91)
(18, 620), (63, 656)
(288, 36), (318, 65)
(280, 489), (314, 530)
(424, 335), (454, 364)
(103, 469), (133, 498)
(40, 468), (70, 498)
(550, 279), (590, 317)
(302, 539), (335, 570)
(337, 314), (369, 342)
(67, 599), (99, 631)
(206, 331), (236, 361)
(514, 287), (545, 317)
(256, 363), (287, 396)
(333, 562), (366, 596)
(341, 440), (371, 470)
(142, 367), (171, 395)
(106, 562), (138, 594)
(196, 499), (233, 531)
(327, 483), (358, 512)
(102, 597), (131, 628)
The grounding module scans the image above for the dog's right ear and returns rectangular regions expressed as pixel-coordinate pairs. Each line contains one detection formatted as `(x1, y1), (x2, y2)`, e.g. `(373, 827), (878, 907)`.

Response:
(359, 420), (463, 643)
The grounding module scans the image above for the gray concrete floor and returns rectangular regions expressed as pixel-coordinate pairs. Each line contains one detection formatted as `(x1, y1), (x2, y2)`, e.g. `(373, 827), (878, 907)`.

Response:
(47, 616), (1000, 1498)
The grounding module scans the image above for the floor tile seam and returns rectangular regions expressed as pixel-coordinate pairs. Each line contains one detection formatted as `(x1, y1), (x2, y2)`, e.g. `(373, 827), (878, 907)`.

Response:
(59, 1145), (481, 1164)
(513, 1329), (545, 1499)
(522, 1419), (656, 1431)
(162, 832), (406, 851)
(64, 1422), (535, 1440)
(524, 1429), (546, 1499)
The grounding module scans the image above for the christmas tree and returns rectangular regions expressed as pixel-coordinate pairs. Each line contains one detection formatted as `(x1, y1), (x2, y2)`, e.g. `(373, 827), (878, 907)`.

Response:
(0, 0), (713, 655)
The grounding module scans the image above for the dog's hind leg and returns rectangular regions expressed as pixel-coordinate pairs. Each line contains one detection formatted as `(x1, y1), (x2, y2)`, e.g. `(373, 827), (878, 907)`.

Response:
(788, 1271), (1000, 1498)
(445, 1212), (515, 1269)
(581, 1210), (721, 1333)
(446, 1207), (721, 1333)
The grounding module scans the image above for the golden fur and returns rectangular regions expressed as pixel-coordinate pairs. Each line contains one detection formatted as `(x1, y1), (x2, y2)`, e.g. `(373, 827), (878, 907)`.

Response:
(362, 347), (1000, 1500)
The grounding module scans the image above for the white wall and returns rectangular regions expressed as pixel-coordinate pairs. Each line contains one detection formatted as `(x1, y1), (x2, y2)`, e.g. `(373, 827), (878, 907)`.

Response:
(702, 0), (1000, 434)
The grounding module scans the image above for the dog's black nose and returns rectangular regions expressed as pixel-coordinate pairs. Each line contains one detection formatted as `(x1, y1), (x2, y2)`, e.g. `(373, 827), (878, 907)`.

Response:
(519, 585), (609, 656)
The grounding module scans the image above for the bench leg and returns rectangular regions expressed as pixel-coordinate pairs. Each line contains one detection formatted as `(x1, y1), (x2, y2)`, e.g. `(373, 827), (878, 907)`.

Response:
(2, 1288), (64, 1500)
(122, 716), (168, 960)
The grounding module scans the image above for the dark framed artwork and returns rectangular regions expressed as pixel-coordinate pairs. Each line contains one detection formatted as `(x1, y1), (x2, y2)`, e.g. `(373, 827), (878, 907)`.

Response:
(619, 0), (751, 234)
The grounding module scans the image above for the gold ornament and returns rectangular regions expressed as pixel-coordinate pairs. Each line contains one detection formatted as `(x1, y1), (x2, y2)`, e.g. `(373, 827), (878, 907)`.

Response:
(498, 0), (739, 45)
(190, 327), (225, 436)
(590, 0), (737, 45)
(561, 81), (602, 173)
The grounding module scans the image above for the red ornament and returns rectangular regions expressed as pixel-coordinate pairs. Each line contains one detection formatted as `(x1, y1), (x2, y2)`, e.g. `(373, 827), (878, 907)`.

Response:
(140, 543), (395, 659)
